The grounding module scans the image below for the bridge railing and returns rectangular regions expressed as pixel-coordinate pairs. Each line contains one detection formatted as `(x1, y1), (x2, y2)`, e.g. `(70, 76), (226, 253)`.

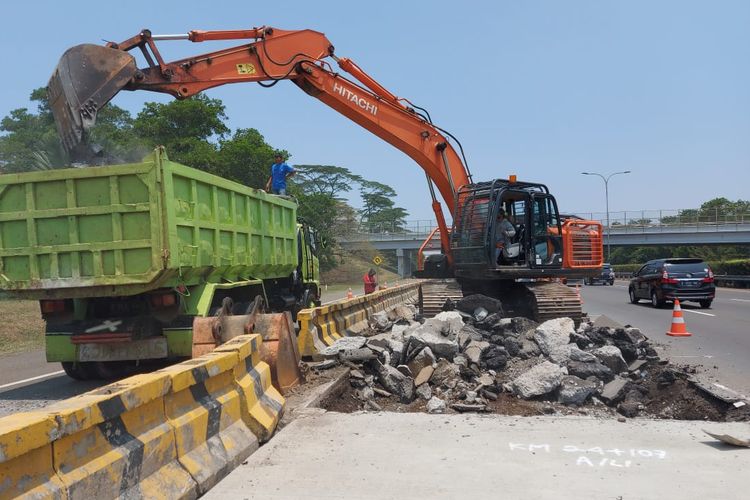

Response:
(342, 209), (750, 240)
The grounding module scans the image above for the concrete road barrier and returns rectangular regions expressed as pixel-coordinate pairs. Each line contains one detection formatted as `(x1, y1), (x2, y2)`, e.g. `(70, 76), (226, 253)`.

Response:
(0, 334), (283, 500)
(297, 282), (420, 357)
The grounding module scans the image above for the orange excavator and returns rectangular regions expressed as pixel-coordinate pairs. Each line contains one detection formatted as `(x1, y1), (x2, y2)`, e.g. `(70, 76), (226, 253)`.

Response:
(48, 26), (603, 323)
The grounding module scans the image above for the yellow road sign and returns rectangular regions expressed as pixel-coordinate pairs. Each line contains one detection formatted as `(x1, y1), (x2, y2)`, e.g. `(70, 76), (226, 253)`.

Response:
(372, 255), (383, 266)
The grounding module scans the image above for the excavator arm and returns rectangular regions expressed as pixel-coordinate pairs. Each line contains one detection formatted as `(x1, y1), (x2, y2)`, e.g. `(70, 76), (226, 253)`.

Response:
(48, 27), (471, 263)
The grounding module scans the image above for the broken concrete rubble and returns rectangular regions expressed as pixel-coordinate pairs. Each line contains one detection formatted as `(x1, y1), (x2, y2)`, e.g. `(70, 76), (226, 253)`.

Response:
(557, 375), (597, 406)
(533, 317), (575, 356)
(318, 294), (740, 422)
(591, 345), (628, 374)
(375, 362), (416, 403)
(510, 361), (567, 399)
(427, 396), (446, 413)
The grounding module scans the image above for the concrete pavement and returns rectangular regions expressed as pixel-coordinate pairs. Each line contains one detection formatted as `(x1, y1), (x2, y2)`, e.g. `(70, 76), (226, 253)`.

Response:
(581, 282), (750, 396)
(207, 410), (750, 499)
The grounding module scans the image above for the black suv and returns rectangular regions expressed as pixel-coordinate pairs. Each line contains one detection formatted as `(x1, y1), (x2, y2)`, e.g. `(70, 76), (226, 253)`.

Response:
(628, 258), (715, 308)
(586, 263), (615, 285)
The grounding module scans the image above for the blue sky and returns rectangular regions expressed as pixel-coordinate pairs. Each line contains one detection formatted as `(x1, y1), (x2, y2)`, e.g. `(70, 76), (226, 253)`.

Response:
(2, 0), (748, 221)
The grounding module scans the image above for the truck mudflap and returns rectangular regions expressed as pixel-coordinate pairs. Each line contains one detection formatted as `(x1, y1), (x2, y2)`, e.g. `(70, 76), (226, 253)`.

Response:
(191, 297), (303, 394)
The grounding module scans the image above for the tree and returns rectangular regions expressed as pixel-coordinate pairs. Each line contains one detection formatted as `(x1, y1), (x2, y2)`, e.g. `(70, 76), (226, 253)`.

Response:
(215, 128), (286, 189)
(0, 87), (139, 171)
(294, 165), (363, 199)
(132, 94), (229, 170)
(359, 181), (409, 232)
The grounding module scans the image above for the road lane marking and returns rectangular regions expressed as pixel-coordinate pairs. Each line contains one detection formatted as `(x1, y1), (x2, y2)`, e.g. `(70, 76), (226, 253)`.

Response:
(730, 298), (750, 303)
(0, 370), (65, 391)
(614, 285), (628, 288)
(682, 309), (715, 317)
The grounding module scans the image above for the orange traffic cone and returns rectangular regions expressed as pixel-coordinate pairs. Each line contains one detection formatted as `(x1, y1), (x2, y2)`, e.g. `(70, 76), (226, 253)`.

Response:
(346, 287), (354, 299)
(575, 284), (583, 304)
(666, 299), (692, 337)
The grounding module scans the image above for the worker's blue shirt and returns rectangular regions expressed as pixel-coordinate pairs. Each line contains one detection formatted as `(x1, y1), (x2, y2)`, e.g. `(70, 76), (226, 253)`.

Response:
(271, 162), (294, 191)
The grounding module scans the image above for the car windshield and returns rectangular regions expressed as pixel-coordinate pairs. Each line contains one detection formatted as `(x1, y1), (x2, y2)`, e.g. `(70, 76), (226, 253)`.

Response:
(602, 264), (611, 270)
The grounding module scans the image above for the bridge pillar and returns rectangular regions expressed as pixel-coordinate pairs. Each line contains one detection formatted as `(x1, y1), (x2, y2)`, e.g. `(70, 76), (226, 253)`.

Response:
(396, 248), (412, 277)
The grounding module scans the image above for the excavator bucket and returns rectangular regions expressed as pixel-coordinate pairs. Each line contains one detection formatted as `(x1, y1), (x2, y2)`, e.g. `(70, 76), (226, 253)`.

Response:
(191, 308), (303, 395)
(253, 312), (304, 394)
(47, 44), (137, 159)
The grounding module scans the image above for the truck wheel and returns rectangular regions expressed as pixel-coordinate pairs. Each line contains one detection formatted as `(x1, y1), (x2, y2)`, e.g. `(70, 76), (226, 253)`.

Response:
(61, 361), (96, 381)
(93, 361), (129, 380)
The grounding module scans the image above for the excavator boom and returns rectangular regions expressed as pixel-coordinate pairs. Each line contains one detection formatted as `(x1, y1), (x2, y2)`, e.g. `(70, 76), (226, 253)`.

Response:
(47, 26), (466, 261)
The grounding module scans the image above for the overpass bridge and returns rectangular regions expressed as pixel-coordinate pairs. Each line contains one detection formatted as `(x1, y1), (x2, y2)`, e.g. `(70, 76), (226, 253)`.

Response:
(339, 210), (750, 276)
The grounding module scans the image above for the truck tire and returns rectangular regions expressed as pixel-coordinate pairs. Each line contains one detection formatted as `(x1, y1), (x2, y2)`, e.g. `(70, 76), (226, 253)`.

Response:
(61, 361), (96, 381)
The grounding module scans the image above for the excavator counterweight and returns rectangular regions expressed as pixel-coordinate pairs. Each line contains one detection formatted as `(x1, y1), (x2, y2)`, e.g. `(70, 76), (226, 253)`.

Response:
(48, 44), (138, 160)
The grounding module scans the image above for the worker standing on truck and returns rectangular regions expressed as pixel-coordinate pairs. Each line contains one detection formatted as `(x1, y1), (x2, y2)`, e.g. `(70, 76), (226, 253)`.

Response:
(363, 268), (377, 295)
(266, 154), (295, 195)
(495, 208), (516, 264)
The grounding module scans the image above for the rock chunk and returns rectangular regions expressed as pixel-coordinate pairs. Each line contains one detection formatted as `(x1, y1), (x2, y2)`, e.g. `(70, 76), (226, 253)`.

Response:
(407, 346), (436, 375)
(464, 340), (491, 365)
(599, 376), (629, 405)
(369, 311), (392, 332)
(375, 363), (416, 403)
(427, 396), (446, 414)
(533, 318), (575, 355)
(416, 383), (432, 401)
(456, 294), (503, 315)
(591, 346), (628, 374)
(510, 361), (567, 398)
(567, 360), (614, 382)
(319, 336), (367, 357)
(557, 375), (597, 406)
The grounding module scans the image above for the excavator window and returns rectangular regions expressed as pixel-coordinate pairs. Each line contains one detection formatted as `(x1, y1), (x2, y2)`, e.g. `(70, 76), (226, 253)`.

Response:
(530, 195), (563, 267)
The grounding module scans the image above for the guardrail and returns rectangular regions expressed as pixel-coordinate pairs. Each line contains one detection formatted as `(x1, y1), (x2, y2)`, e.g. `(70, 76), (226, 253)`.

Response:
(0, 334), (283, 499)
(346, 210), (750, 239)
(297, 282), (420, 357)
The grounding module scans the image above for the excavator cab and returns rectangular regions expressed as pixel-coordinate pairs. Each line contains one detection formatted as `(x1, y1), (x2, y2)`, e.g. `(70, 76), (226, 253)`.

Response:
(451, 179), (566, 280)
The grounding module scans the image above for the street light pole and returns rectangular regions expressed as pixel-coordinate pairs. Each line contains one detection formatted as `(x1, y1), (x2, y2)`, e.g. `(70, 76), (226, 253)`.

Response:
(581, 170), (631, 261)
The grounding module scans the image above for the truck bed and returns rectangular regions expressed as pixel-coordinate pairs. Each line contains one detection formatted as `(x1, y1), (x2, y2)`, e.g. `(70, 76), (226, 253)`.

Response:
(0, 148), (298, 299)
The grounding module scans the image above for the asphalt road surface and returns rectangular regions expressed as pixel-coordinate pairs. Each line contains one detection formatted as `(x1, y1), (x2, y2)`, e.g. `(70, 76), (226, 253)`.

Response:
(581, 280), (750, 397)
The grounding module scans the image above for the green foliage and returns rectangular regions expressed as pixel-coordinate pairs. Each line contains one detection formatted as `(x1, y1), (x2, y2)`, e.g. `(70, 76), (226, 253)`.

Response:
(608, 244), (750, 266)
(0, 88), (64, 171)
(216, 128), (285, 188)
(359, 180), (409, 231)
(660, 198), (750, 224)
(294, 164), (363, 199)
(0, 87), (140, 171)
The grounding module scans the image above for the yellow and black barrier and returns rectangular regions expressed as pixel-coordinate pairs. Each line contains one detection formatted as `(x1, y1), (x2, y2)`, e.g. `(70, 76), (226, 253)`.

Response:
(0, 334), (283, 500)
(297, 282), (420, 357)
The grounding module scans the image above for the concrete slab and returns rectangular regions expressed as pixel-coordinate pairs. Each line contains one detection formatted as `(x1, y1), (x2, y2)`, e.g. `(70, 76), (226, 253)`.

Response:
(207, 411), (750, 499)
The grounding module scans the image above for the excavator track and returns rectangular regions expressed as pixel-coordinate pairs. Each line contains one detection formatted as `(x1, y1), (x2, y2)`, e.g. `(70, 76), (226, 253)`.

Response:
(523, 282), (583, 325)
(420, 279), (583, 325)
(419, 279), (465, 318)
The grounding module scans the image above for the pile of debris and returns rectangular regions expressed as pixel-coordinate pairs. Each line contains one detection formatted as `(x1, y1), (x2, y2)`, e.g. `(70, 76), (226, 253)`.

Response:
(311, 295), (742, 420)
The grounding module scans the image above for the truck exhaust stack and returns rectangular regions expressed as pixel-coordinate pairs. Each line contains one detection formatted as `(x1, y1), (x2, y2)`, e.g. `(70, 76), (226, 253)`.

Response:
(47, 44), (137, 160)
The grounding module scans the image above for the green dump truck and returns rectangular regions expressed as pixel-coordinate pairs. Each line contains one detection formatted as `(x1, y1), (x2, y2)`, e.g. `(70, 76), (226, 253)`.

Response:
(0, 148), (319, 379)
